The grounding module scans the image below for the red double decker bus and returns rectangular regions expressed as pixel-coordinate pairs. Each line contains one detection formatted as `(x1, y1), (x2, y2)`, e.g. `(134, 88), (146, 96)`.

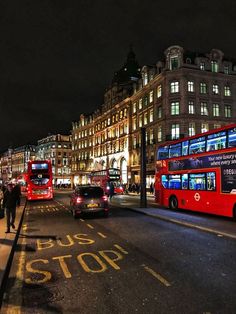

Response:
(155, 124), (236, 218)
(26, 160), (53, 201)
(90, 168), (124, 195)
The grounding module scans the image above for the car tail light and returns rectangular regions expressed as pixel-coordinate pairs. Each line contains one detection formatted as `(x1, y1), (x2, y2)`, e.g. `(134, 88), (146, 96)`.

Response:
(102, 195), (108, 202)
(76, 197), (83, 204)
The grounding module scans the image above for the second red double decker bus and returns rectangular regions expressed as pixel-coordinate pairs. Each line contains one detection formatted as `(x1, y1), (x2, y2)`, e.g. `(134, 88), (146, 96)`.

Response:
(155, 124), (236, 218)
(26, 160), (53, 201)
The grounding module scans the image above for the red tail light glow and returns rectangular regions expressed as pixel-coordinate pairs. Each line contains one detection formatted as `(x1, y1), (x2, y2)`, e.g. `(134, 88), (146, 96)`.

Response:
(102, 195), (108, 202)
(76, 197), (83, 204)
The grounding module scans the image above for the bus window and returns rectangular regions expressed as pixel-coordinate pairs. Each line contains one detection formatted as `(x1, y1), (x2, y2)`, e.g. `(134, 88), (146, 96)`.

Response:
(207, 131), (226, 151)
(169, 175), (181, 189)
(189, 137), (206, 155)
(181, 174), (188, 189)
(158, 146), (169, 160)
(189, 173), (206, 190)
(169, 143), (181, 158)
(161, 175), (168, 188)
(228, 128), (236, 148)
(182, 141), (189, 156)
(207, 172), (216, 191)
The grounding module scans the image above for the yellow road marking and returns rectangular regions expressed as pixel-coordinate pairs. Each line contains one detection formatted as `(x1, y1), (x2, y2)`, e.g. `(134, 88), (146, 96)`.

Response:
(97, 232), (107, 239)
(47, 208), (50, 212)
(80, 219), (85, 222)
(6, 224), (28, 313)
(142, 264), (171, 287)
(87, 224), (94, 229)
(40, 209), (44, 213)
(114, 244), (128, 254)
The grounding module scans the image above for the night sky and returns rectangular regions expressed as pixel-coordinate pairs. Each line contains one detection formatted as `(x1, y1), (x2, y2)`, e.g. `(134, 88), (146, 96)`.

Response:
(1, 0), (236, 151)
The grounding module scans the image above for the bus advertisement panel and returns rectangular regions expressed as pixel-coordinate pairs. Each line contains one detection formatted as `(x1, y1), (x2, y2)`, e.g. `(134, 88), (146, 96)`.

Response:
(90, 168), (124, 195)
(155, 124), (236, 218)
(27, 160), (53, 201)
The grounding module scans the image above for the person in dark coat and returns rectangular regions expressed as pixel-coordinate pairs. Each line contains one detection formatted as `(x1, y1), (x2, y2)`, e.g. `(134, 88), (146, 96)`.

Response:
(3, 183), (20, 233)
(109, 182), (115, 200)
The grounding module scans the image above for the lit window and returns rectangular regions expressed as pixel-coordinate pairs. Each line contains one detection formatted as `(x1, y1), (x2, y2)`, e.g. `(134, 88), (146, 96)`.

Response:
(200, 82), (207, 94)
(139, 115), (143, 127)
(188, 101), (195, 114)
(149, 109), (154, 122)
(211, 61), (218, 72)
(225, 105), (232, 118)
(143, 72), (148, 85)
(188, 81), (194, 92)
(212, 84), (219, 94)
(214, 124), (221, 129)
(189, 123), (195, 136)
(200, 102), (208, 115)
(201, 123), (209, 133)
(149, 90), (154, 103)
(143, 95), (148, 106)
(157, 126), (162, 142)
(224, 66), (229, 74)
(224, 86), (231, 96)
(171, 102), (180, 115)
(144, 112), (148, 125)
(133, 118), (136, 131)
(200, 62), (205, 70)
(170, 81), (179, 93)
(213, 104), (220, 117)
(158, 106), (162, 118)
(157, 85), (162, 98)
(139, 99), (142, 110)
(171, 124), (180, 140)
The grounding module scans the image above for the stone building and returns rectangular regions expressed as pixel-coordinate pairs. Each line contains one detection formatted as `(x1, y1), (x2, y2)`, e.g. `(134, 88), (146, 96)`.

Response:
(72, 45), (236, 186)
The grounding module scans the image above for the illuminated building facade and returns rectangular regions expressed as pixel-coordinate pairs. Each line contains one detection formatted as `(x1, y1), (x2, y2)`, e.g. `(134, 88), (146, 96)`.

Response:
(37, 134), (72, 186)
(72, 45), (236, 187)
(11, 145), (36, 179)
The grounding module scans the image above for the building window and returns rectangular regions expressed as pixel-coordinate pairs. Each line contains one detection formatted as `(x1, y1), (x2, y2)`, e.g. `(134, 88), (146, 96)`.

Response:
(139, 99), (142, 110)
(144, 112), (148, 125)
(149, 90), (154, 103)
(133, 117), (136, 131)
(214, 124), (221, 129)
(200, 62), (205, 70)
(212, 84), (219, 95)
(200, 82), (207, 94)
(189, 123), (195, 136)
(224, 105), (232, 118)
(171, 124), (180, 140)
(157, 85), (162, 98)
(170, 81), (179, 93)
(224, 66), (229, 74)
(201, 123), (209, 133)
(211, 61), (218, 73)
(201, 102), (208, 115)
(170, 56), (179, 70)
(158, 106), (162, 118)
(224, 86), (231, 96)
(187, 81), (194, 92)
(171, 102), (180, 115)
(143, 95), (148, 106)
(143, 72), (148, 85)
(157, 126), (162, 142)
(139, 115), (143, 127)
(188, 101), (195, 114)
(149, 109), (154, 122)
(213, 104), (220, 117)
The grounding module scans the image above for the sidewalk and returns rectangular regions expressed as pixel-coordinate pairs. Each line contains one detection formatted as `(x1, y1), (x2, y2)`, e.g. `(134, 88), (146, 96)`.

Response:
(0, 198), (26, 304)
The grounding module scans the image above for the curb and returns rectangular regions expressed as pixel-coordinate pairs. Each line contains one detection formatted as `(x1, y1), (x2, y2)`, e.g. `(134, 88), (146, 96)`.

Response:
(0, 200), (27, 310)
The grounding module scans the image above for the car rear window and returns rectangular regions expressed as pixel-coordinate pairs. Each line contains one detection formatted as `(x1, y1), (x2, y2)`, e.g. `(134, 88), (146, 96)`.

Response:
(78, 187), (104, 197)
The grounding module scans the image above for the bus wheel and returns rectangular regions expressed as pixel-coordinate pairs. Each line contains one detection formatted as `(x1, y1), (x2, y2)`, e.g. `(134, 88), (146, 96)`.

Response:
(233, 205), (236, 221)
(169, 196), (178, 210)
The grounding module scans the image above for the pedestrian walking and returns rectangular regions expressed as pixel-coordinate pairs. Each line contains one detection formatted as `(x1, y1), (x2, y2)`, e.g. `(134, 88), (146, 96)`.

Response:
(3, 183), (20, 233)
(0, 185), (5, 218)
(109, 182), (115, 200)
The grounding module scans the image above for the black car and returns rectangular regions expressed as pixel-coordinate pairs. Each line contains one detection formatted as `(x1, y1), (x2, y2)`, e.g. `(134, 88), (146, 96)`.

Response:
(70, 185), (109, 218)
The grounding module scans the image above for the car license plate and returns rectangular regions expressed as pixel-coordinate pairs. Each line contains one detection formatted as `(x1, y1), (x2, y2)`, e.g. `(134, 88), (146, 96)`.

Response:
(87, 203), (99, 208)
